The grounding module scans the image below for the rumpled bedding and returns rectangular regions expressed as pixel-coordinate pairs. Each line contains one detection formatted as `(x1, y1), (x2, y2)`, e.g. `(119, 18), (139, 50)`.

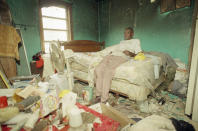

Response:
(69, 54), (162, 87)
(63, 40), (165, 101)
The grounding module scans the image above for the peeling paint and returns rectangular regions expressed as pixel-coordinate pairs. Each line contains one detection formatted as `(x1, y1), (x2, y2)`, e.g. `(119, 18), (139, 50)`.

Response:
(99, 0), (194, 64)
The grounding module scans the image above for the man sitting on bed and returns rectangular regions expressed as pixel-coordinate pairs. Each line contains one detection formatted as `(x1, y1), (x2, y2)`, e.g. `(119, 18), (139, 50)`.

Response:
(94, 27), (142, 103)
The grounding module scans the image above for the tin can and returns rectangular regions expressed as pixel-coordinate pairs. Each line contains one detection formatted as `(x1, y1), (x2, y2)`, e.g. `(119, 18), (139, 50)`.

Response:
(82, 86), (93, 104)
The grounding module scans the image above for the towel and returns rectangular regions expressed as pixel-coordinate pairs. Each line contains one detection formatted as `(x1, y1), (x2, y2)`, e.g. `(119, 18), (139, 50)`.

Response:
(0, 24), (21, 60)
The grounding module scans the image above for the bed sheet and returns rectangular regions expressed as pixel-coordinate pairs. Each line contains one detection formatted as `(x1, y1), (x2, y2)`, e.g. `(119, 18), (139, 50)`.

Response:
(67, 52), (162, 90)
(72, 69), (164, 101)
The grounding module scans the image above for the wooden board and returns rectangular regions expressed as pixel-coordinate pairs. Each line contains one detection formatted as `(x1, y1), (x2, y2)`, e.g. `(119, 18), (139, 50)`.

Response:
(185, 12), (198, 116)
(188, 0), (198, 70)
(0, 57), (17, 79)
(192, 73), (198, 121)
(101, 103), (136, 128)
(39, 0), (71, 8)
(0, 69), (11, 88)
(191, 7), (198, 121)
(0, 75), (7, 88)
(63, 40), (105, 52)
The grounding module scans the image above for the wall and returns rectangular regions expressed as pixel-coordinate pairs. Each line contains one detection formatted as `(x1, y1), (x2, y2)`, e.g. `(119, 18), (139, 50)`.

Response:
(67, 0), (98, 41)
(6, 0), (194, 75)
(6, 0), (98, 75)
(7, 0), (41, 75)
(99, 0), (138, 46)
(99, 0), (194, 64)
(135, 0), (194, 64)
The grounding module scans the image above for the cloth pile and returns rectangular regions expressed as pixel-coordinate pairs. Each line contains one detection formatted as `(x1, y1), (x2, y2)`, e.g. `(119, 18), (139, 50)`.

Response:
(128, 115), (195, 131)
(168, 59), (189, 98)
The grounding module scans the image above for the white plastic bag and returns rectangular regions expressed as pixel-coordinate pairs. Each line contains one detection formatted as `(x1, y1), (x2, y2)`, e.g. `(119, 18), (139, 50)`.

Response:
(50, 73), (70, 95)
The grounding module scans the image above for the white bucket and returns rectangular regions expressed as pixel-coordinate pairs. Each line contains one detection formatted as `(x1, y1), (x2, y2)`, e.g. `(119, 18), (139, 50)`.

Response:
(69, 107), (83, 128)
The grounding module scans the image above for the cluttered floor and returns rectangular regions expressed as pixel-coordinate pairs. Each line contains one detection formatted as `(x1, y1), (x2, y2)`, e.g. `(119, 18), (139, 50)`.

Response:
(0, 73), (198, 131)
(0, 43), (198, 131)
(0, 40), (197, 131)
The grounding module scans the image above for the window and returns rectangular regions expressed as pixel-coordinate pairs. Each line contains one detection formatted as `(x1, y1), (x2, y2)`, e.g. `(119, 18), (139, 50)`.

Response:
(40, 5), (72, 53)
(160, 0), (191, 13)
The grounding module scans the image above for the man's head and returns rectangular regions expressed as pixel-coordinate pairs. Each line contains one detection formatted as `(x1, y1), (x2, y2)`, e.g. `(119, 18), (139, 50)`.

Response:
(124, 27), (134, 40)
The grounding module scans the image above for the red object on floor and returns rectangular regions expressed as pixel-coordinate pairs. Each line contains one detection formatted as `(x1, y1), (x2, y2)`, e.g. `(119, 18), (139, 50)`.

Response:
(1, 125), (26, 131)
(36, 56), (44, 68)
(46, 125), (59, 131)
(59, 125), (70, 131)
(0, 96), (8, 108)
(1, 103), (119, 131)
(76, 103), (120, 131)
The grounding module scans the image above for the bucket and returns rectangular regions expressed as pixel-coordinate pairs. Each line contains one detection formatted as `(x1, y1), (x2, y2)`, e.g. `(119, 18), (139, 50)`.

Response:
(69, 107), (82, 127)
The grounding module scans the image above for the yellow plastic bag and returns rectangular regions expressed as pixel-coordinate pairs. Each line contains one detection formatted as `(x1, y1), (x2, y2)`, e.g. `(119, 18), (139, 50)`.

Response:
(134, 53), (146, 60)
(59, 90), (70, 98)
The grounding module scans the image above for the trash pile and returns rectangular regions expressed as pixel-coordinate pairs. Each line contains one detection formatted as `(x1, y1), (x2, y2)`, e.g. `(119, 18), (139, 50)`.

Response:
(0, 73), (121, 131)
(168, 59), (189, 98)
(0, 55), (197, 131)
(111, 90), (186, 119)
(110, 90), (196, 131)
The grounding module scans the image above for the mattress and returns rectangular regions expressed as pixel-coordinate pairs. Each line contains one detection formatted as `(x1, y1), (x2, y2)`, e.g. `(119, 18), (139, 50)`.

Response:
(69, 53), (162, 86)
(72, 69), (164, 101)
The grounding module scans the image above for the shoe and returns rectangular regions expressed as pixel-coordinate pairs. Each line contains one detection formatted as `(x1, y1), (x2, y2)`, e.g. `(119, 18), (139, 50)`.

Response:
(101, 100), (108, 104)
(93, 96), (101, 104)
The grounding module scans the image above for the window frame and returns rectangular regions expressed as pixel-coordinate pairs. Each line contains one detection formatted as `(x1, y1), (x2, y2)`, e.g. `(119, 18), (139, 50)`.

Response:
(39, 2), (73, 52)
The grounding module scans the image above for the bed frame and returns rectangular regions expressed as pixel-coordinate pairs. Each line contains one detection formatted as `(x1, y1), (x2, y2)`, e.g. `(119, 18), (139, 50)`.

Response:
(62, 40), (128, 97)
(62, 40), (105, 52)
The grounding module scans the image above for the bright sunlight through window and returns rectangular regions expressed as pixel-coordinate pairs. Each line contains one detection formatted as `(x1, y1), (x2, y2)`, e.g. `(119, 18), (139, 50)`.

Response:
(41, 6), (70, 53)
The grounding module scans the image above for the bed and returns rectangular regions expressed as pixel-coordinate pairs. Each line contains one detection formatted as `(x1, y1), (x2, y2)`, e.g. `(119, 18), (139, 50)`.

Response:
(63, 40), (166, 101)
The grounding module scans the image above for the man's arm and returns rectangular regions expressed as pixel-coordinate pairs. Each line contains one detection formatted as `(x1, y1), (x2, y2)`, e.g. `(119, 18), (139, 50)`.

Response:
(123, 50), (136, 57)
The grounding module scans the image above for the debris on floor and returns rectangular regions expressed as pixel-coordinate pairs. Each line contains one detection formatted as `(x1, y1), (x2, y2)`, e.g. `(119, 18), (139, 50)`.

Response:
(0, 73), (122, 131)
(167, 59), (189, 98)
(0, 70), (197, 131)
